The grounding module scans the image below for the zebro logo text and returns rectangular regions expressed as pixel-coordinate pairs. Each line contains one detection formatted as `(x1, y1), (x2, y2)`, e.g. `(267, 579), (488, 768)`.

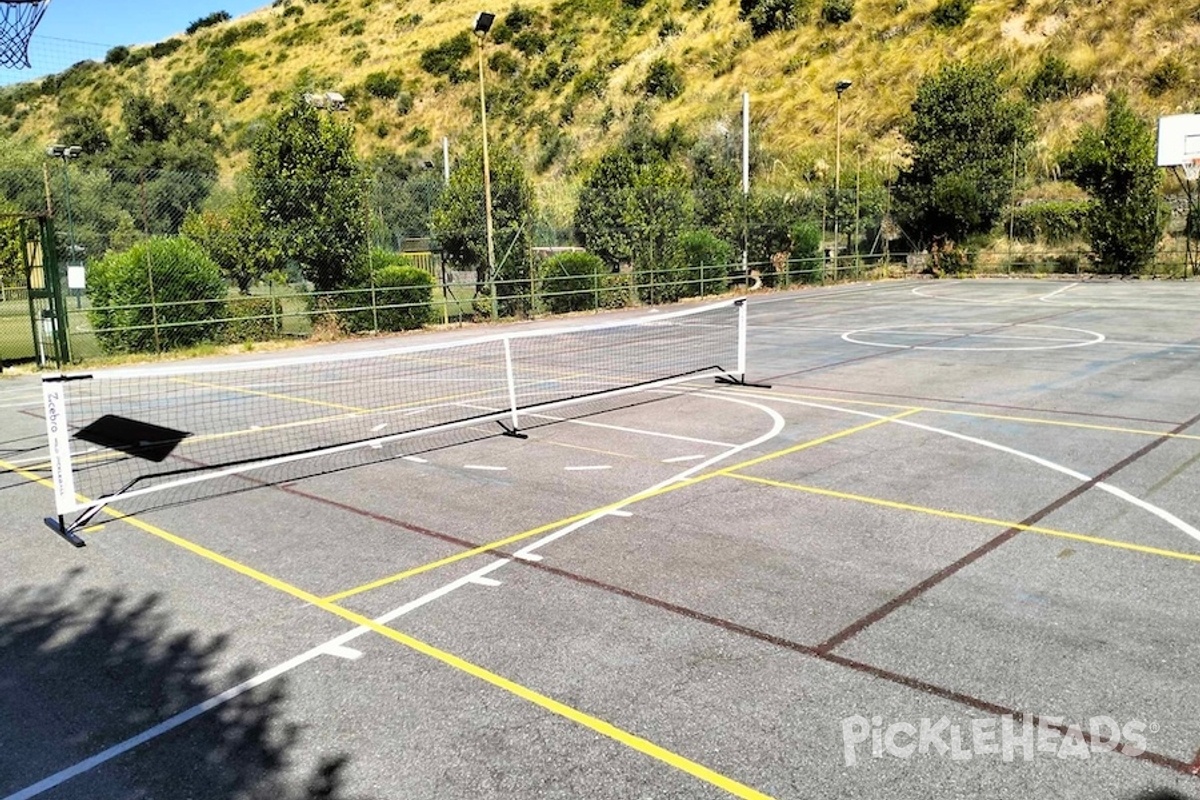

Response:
(841, 715), (1150, 766)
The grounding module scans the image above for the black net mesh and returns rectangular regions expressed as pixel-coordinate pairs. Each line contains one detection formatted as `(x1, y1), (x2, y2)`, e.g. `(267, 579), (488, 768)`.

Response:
(46, 301), (741, 512)
(0, 1), (50, 69)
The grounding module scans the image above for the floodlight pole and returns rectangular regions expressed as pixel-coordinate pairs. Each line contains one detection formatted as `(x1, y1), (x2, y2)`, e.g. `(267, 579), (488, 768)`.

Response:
(47, 144), (83, 307)
(834, 80), (851, 276)
(475, 12), (498, 321)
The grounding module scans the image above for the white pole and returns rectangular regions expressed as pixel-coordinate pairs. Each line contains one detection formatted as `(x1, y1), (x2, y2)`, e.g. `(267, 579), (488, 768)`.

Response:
(503, 337), (520, 432)
(736, 301), (747, 379)
(742, 91), (750, 279)
(442, 136), (450, 186)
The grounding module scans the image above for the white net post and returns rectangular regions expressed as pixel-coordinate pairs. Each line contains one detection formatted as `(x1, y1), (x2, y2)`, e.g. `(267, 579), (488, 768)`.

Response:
(41, 378), (77, 517)
(736, 299), (748, 380)
(502, 336), (521, 433)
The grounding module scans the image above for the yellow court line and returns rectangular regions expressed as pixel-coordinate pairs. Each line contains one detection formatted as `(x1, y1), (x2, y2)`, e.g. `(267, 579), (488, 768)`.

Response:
(0, 455), (771, 800)
(724, 472), (1200, 566)
(323, 410), (920, 603)
(173, 377), (372, 413)
(759, 389), (1200, 443)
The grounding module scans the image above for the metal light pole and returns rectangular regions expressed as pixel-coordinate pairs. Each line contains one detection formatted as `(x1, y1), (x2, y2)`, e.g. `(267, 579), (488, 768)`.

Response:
(833, 79), (851, 275)
(474, 11), (498, 320)
(46, 144), (83, 307)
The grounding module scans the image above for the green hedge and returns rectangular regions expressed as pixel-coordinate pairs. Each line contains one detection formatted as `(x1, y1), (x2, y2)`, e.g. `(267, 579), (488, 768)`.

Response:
(335, 259), (434, 333)
(220, 296), (281, 344)
(1011, 200), (1088, 244)
(87, 237), (226, 354)
(537, 251), (607, 313)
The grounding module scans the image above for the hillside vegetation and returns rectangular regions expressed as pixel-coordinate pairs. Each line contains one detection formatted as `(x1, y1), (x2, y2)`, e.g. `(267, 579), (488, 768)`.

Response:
(2, 0), (1198, 192)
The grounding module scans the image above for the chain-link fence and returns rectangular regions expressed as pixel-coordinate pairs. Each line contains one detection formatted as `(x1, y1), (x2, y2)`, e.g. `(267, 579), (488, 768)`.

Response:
(0, 163), (1196, 367)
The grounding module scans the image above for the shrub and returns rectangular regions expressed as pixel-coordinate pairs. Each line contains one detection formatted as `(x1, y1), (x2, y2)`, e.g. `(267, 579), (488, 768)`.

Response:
(513, 30), (548, 56)
(644, 58), (684, 99)
(105, 45), (130, 65)
(1147, 57), (1186, 97)
(821, 0), (853, 24)
(149, 38), (184, 59)
(1010, 200), (1088, 243)
(739, 0), (807, 38)
(87, 237), (227, 354)
(220, 296), (281, 343)
(187, 11), (231, 35)
(1026, 55), (1085, 102)
(786, 221), (823, 282)
(419, 32), (473, 80)
(363, 71), (403, 98)
(537, 251), (606, 313)
(337, 258), (434, 332)
(931, 0), (972, 28)
(659, 18), (684, 38)
(670, 230), (735, 298)
(489, 50), (521, 78)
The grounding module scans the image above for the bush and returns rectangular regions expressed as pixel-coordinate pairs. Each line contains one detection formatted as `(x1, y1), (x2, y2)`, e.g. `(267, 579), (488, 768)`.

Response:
(363, 71), (402, 98)
(149, 38), (184, 59)
(105, 46), (130, 65)
(419, 32), (473, 80)
(931, 0), (972, 28)
(644, 58), (684, 100)
(670, 230), (735, 298)
(1026, 55), (1085, 102)
(739, 0), (807, 38)
(1010, 200), (1088, 244)
(821, 0), (853, 24)
(787, 221), (823, 282)
(187, 11), (231, 35)
(336, 255), (433, 332)
(1147, 57), (1185, 97)
(220, 296), (280, 343)
(537, 251), (607, 313)
(87, 237), (227, 354)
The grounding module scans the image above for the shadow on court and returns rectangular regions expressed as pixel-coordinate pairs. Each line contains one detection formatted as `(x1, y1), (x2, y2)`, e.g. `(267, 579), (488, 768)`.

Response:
(0, 569), (369, 800)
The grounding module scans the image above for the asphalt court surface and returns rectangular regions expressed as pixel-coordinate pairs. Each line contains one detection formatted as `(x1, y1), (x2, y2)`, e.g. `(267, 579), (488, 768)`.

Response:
(3, 277), (1200, 799)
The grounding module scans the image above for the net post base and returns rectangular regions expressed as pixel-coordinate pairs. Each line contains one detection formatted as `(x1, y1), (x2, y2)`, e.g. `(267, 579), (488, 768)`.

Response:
(497, 421), (528, 440)
(43, 516), (86, 548)
(715, 374), (772, 389)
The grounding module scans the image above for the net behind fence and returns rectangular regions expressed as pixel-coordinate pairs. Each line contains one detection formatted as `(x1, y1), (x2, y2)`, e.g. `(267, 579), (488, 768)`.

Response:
(42, 298), (747, 539)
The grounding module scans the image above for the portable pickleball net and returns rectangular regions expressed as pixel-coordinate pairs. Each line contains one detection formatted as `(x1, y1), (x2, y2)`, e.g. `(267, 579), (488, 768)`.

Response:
(40, 298), (759, 545)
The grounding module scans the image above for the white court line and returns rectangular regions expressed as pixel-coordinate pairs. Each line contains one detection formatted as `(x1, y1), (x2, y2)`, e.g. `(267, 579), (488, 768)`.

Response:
(3, 559), (511, 800)
(402, 456), (429, 464)
(725, 390), (1200, 547)
(1039, 282), (1079, 302)
(7, 393), (786, 800)
(662, 454), (705, 463)
(463, 464), (507, 472)
(455, 401), (735, 448)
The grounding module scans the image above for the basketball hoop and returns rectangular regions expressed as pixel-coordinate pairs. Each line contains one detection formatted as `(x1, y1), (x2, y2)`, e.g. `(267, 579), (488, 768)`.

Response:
(0, 0), (51, 70)
(1184, 158), (1200, 182)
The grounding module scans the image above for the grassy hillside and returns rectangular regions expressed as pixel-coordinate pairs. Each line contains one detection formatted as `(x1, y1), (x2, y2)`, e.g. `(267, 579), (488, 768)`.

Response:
(2, 0), (1198, 193)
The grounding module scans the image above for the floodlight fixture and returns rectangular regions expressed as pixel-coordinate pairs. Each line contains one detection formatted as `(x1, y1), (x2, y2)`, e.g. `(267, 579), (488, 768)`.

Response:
(835, 79), (853, 96)
(473, 11), (495, 36)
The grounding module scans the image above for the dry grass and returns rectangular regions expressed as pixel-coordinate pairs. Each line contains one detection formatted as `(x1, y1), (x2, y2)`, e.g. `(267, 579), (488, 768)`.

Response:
(4, 0), (1198, 193)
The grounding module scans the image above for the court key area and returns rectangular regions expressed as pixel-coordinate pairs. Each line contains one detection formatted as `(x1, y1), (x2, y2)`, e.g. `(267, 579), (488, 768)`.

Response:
(2, 278), (1199, 799)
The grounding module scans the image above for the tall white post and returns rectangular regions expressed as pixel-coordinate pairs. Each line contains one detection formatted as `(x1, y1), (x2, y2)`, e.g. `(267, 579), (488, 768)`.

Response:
(742, 91), (750, 280)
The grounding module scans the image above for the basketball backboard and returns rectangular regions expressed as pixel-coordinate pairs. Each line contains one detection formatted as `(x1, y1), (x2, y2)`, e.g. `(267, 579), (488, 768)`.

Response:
(1157, 114), (1200, 167)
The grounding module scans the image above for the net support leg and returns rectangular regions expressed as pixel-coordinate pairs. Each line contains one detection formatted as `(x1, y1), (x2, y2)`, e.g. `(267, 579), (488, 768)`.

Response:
(715, 373), (773, 389)
(43, 515), (86, 548)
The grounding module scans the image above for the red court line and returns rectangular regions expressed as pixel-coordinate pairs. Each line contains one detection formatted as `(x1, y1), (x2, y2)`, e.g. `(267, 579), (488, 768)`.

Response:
(816, 407), (1200, 654)
(276, 481), (1200, 781)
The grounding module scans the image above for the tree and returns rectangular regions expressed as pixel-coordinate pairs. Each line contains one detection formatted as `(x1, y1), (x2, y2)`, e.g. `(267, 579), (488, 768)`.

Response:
(430, 143), (534, 312)
(894, 62), (1033, 246)
(248, 98), (369, 292)
(575, 122), (695, 302)
(1061, 92), (1163, 275)
(182, 193), (281, 294)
